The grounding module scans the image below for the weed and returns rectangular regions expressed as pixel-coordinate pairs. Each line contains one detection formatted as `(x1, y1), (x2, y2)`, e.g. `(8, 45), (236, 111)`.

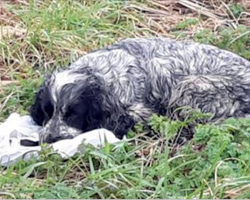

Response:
(173, 18), (199, 31)
(229, 4), (245, 18)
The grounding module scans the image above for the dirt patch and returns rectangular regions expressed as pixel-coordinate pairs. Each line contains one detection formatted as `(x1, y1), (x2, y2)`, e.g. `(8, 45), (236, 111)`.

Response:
(0, 3), (20, 26)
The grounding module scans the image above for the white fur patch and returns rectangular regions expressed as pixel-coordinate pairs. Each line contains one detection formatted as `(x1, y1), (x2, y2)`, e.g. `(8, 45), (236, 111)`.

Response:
(127, 103), (152, 121)
(50, 70), (83, 102)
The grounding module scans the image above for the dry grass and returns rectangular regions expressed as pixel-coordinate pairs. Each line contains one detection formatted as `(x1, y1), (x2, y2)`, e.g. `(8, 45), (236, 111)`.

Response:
(130, 0), (249, 28)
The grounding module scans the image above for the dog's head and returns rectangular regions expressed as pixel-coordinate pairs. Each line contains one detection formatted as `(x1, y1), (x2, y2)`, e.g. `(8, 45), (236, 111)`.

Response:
(30, 68), (135, 143)
(30, 69), (115, 143)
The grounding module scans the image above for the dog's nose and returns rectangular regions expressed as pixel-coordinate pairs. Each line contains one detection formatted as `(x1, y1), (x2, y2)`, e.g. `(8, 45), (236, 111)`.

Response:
(42, 134), (74, 144)
(48, 135), (62, 143)
(40, 134), (55, 144)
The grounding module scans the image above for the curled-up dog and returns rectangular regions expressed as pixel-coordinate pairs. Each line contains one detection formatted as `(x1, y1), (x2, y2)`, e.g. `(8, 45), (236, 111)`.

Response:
(30, 37), (250, 143)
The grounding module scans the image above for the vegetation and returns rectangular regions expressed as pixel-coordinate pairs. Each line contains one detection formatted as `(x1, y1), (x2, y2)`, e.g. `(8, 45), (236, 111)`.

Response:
(1, 0), (250, 198)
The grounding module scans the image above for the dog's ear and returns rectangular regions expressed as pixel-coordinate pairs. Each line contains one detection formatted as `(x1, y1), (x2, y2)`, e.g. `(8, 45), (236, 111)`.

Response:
(74, 77), (135, 138)
(30, 85), (54, 126)
(75, 77), (109, 130)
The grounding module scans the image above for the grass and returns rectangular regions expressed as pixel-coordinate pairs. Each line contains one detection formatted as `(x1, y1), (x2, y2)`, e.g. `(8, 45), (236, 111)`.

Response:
(1, 0), (250, 199)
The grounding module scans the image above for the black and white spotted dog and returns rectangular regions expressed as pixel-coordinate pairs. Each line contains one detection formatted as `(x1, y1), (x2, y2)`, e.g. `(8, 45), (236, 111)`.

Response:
(30, 37), (250, 143)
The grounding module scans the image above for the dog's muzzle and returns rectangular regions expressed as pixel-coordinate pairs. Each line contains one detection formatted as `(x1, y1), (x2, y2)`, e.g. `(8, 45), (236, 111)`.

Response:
(39, 116), (81, 143)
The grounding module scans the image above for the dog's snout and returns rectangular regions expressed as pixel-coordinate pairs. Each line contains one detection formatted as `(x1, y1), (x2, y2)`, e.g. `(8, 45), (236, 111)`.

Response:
(40, 130), (75, 144)
(46, 134), (62, 143)
(39, 133), (54, 144)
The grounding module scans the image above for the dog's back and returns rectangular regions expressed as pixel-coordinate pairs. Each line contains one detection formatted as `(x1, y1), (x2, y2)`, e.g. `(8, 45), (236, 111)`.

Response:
(69, 38), (250, 119)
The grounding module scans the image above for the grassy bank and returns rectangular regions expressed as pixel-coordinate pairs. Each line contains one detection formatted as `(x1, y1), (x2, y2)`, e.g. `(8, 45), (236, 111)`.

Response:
(1, 0), (250, 198)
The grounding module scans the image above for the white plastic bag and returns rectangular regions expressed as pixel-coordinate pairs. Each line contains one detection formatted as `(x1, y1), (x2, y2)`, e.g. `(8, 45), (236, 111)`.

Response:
(0, 113), (121, 166)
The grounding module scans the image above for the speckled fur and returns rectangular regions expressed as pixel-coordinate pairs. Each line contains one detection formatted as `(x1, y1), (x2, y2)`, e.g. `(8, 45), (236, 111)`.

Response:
(30, 37), (250, 143)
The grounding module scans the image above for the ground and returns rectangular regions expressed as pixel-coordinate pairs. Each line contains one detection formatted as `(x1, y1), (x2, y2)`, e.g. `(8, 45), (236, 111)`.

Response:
(1, 0), (250, 199)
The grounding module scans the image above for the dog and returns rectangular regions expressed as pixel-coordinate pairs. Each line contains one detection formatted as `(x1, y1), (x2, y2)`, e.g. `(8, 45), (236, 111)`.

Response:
(30, 37), (250, 143)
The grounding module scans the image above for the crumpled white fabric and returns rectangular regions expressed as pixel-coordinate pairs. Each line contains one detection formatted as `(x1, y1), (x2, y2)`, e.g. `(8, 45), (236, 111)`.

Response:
(0, 113), (121, 167)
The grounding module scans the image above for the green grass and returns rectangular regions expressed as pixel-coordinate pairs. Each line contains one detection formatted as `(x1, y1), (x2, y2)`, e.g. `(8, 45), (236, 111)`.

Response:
(1, 0), (250, 199)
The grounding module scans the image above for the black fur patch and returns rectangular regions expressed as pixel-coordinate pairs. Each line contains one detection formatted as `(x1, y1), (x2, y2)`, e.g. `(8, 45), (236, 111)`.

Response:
(30, 86), (54, 126)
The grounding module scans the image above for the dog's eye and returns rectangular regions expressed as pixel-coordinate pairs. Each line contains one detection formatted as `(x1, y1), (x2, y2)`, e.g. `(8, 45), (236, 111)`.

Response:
(63, 110), (72, 120)
(62, 106), (77, 121)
